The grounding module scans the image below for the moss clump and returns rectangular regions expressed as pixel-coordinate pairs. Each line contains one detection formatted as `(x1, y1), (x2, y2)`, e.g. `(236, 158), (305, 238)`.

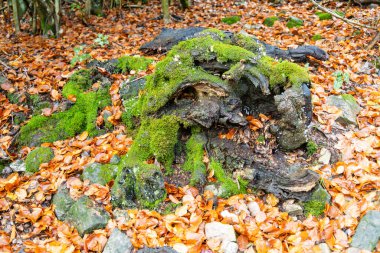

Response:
(315, 12), (332, 20)
(286, 17), (304, 28)
(221, 15), (241, 25)
(257, 135), (265, 144)
(116, 55), (153, 73)
(198, 28), (228, 41)
(311, 34), (323, 41)
(25, 147), (54, 173)
(19, 69), (111, 147)
(269, 61), (310, 88)
(263, 16), (279, 27)
(126, 115), (180, 171)
(233, 33), (265, 54)
(306, 141), (318, 156)
(209, 159), (247, 198)
(183, 128), (207, 185)
(304, 200), (325, 216)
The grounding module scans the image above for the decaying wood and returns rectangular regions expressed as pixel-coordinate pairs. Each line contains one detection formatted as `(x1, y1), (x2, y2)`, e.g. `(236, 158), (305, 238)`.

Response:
(140, 27), (329, 62)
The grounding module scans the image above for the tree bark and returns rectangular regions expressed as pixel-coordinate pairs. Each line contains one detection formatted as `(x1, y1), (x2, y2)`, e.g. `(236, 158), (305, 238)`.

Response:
(12, 0), (20, 33)
(161, 0), (170, 24)
(54, 0), (61, 37)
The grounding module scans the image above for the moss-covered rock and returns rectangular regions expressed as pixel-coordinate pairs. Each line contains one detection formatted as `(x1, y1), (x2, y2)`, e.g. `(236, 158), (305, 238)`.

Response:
(25, 147), (54, 173)
(18, 69), (111, 147)
(81, 162), (118, 185)
(65, 196), (110, 235)
(52, 184), (75, 220)
(303, 184), (331, 216)
(117, 55), (153, 74)
(134, 164), (166, 209)
(111, 166), (136, 209)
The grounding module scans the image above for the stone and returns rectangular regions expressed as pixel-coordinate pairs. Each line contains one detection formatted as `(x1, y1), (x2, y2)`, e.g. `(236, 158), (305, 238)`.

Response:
(102, 228), (133, 253)
(81, 162), (118, 185)
(282, 200), (303, 216)
(111, 167), (136, 209)
(351, 210), (380, 251)
(65, 196), (110, 235)
(318, 148), (331, 165)
(52, 184), (75, 220)
(136, 247), (178, 253)
(205, 222), (236, 243)
(316, 243), (331, 253)
(9, 160), (26, 172)
(247, 201), (260, 216)
(220, 240), (238, 253)
(110, 155), (121, 164)
(326, 95), (361, 126)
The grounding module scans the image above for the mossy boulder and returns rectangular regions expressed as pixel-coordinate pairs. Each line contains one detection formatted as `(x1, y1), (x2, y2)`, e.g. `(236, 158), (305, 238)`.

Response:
(25, 147), (54, 173)
(81, 162), (118, 185)
(53, 184), (110, 235)
(326, 94), (361, 125)
(18, 69), (111, 147)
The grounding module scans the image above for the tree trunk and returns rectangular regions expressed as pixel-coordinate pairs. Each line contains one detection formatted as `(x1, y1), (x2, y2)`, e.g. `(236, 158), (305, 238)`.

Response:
(85, 0), (91, 17)
(54, 0), (60, 37)
(32, 0), (37, 34)
(161, 0), (170, 24)
(12, 0), (20, 33)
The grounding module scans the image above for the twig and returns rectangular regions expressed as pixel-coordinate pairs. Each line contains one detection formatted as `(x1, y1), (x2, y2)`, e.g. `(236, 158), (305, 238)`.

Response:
(367, 31), (380, 50)
(311, 0), (378, 30)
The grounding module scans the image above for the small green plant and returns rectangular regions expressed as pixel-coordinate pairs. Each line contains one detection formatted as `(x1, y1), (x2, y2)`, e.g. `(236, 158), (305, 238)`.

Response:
(286, 17), (303, 28)
(221, 16), (241, 25)
(263, 16), (279, 27)
(306, 141), (318, 157)
(315, 12), (332, 20)
(304, 200), (326, 216)
(311, 34), (323, 41)
(70, 2), (82, 11)
(332, 71), (350, 90)
(70, 46), (92, 67)
(94, 34), (109, 47)
(257, 135), (265, 144)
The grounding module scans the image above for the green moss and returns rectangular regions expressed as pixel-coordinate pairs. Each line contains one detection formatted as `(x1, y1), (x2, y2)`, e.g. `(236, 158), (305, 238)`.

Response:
(198, 28), (227, 41)
(162, 202), (181, 215)
(306, 141), (318, 156)
(341, 94), (357, 104)
(315, 12), (332, 20)
(25, 147), (54, 173)
(29, 94), (41, 105)
(263, 16), (279, 27)
(286, 17), (304, 28)
(116, 55), (153, 74)
(221, 15), (241, 25)
(81, 163), (119, 185)
(209, 159), (247, 198)
(257, 135), (265, 144)
(62, 69), (93, 98)
(134, 164), (167, 209)
(126, 115), (180, 171)
(233, 33), (265, 54)
(304, 200), (325, 216)
(19, 69), (111, 147)
(183, 128), (207, 185)
(311, 34), (323, 41)
(269, 61), (310, 88)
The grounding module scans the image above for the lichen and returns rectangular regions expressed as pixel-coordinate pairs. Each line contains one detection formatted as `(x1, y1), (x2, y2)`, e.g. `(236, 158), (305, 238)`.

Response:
(25, 147), (54, 173)
(209, 159), (247, 198)
(183, 128), (207, 185)
(19, 69), (111, 147)
(116, 55), (153, 74)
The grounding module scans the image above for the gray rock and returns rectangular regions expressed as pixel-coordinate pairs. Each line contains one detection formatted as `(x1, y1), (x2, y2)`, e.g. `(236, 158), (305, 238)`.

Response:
(282, 200), (303, 216)
(110, 155), (121, 165)
(351, 210), (380, 251)
(136, 247), (178, 253)
(326, 95), (361, 126)
(65, 196), (110, 236)
(102, 228), (133, 253)
(309, 184), (331, 204)
(9, 160), (26, 172)
(52, 184), (75, 220)
(111, 167), (136, 209)
(205, 222), (236, 242)
(318, 148), (331, 165)
(221, 240), (238, 253)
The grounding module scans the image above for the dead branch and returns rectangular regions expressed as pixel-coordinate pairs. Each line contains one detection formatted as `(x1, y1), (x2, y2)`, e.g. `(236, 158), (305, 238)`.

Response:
(367, 31), (380, 49)
(311, 0), (378, 30)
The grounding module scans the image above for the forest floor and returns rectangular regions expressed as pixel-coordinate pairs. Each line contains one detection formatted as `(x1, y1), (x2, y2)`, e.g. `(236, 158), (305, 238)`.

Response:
(0, 0), (379, 252)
